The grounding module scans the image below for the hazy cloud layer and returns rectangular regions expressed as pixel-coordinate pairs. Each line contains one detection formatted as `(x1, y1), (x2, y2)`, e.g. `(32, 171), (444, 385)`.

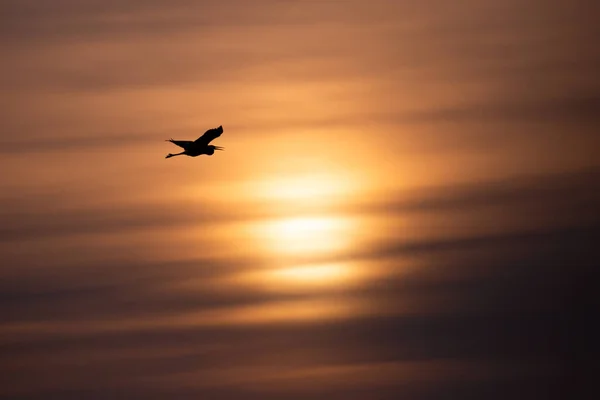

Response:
(1, 0), (595, 398)
(2, 166), (594, 398)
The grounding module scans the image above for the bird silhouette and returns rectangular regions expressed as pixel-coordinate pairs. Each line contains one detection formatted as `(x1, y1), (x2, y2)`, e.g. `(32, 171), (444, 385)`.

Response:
(165, 125), (224, 159)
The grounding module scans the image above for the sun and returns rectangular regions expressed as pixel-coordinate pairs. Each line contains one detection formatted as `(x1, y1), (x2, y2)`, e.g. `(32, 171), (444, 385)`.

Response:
(250, 215), (354, 256)
(229, 169), (365, 290)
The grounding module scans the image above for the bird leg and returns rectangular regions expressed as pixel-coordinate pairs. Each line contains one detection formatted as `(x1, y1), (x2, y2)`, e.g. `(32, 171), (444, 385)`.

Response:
(165, 152), (185, 158)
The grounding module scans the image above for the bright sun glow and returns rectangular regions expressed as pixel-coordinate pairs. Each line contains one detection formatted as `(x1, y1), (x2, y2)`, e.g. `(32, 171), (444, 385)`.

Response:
(252, 216), (354, 255)
(255, 173), (355, 202)
(201, 171), (362, 211)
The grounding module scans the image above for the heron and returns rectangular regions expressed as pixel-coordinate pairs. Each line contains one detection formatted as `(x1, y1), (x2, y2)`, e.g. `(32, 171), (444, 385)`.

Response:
(165, 125), (224, 159)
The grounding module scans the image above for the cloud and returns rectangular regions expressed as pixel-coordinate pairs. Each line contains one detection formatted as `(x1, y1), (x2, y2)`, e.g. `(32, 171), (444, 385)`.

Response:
(0, 1), (595, 397)
(2, 91), (599, 155)
(0, 0), (407, 43)
(0, 202), (227, 242)
(393, 94), (600, 124)
(2, 165), (598, 245)
(2, 166), (595, 337)
(0, 1), (253, 42)
(360, 165), (600, 221)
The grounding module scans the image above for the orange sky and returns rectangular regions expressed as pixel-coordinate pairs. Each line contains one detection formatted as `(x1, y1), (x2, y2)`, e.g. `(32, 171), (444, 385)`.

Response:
(1, 1), (597, 398)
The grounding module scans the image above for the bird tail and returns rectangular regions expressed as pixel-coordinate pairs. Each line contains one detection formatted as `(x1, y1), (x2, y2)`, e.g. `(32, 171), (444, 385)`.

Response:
(166, 138), (192, 149)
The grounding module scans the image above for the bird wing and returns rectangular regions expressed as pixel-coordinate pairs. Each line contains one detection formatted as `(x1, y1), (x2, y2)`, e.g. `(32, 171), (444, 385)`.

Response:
(167, 139), (194, 150)
(194, 125), (223, 146)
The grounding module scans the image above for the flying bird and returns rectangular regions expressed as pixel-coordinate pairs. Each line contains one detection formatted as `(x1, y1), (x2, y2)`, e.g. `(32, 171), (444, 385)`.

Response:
(165, 125), (224, 159)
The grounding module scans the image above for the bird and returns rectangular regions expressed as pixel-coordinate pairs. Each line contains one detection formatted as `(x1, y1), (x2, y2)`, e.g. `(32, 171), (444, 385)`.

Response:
(165, 125), (224, 159)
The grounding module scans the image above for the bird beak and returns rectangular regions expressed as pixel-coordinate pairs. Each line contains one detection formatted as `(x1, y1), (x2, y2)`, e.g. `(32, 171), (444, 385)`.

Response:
(214, 146), (224, 150)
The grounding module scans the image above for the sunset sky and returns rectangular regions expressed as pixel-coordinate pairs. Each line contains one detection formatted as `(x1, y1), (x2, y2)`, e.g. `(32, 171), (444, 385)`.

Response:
(1, 1), (597, 398)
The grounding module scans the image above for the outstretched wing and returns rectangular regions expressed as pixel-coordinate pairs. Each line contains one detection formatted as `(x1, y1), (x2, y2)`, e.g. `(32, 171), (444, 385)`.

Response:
(166, 139), (194, 150)
(194, 125), (223, 146)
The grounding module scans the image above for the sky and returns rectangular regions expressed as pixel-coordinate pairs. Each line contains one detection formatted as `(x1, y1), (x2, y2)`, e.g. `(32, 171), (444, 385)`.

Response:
(0, 0), (598, 398)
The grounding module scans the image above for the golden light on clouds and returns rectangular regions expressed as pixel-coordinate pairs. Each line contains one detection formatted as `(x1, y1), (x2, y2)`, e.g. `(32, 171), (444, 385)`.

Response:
(2, 299), (359, 339)
(267, 263), (348, 284)
(251, 262), (359, 293)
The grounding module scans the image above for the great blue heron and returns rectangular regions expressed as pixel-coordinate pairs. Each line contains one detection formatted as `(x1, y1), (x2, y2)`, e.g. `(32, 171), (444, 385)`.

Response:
(165, 125), (224, 159)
